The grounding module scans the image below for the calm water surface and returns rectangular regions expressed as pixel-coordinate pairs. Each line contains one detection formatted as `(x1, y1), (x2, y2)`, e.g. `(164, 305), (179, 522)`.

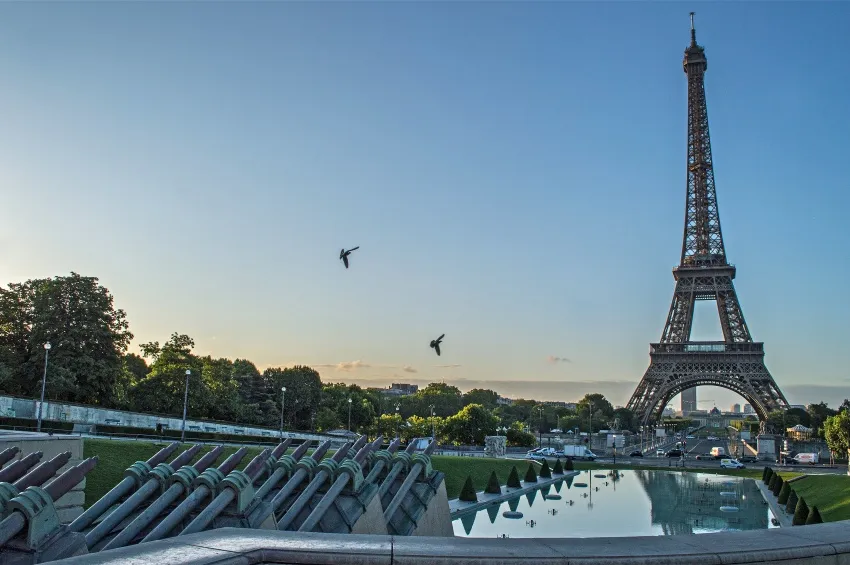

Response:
(452, 469), (778, 538)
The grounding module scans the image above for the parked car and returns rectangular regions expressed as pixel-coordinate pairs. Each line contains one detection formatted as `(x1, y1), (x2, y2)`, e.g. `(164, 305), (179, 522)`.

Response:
(686, 435), (695, 439)
(707, 436), (719, 440)
(629, 450), (643, 457)
(656, 449), (665, 457)
(666, 449), (683, 458)
(720, 458), (745, 469)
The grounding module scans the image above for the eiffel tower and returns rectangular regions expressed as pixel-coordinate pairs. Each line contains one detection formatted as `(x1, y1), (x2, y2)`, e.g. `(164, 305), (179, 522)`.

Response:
(626, 14), (789, 426)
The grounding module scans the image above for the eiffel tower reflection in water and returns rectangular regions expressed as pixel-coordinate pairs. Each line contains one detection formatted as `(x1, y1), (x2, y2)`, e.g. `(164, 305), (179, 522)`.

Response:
(452, 470), (776, 538)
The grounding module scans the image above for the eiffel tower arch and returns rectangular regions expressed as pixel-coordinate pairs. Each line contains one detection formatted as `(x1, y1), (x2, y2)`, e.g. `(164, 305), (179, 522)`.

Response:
(626, 14), (789, 426)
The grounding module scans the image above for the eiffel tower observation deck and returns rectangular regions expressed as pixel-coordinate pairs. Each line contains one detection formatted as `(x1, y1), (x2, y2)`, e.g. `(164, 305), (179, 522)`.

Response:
(626, 14), (789, 426)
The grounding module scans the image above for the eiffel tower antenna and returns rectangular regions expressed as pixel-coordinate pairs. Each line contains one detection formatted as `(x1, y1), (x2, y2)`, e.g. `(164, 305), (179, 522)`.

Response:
(627, 15), (788, 428)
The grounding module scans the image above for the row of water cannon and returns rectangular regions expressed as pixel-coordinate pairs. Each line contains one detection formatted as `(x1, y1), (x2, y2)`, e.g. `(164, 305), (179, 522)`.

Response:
(0, 434), (438, 564)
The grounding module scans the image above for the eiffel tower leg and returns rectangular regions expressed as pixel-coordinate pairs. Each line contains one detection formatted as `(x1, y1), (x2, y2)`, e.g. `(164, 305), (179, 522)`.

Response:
(661, 281), (696, 344)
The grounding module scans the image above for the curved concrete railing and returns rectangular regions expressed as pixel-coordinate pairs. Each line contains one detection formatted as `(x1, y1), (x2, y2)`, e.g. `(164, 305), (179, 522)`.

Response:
(51, 524), (850, 565)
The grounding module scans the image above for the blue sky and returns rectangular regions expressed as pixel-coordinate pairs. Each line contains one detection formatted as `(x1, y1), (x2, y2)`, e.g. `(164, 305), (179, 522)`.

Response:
(1, 2), (848, 409)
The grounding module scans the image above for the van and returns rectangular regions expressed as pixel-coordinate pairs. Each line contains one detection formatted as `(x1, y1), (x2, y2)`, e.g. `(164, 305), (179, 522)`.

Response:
(793, 453), (819, 465)
(710, 447), (726, 458)
(720, 458), (745, 469)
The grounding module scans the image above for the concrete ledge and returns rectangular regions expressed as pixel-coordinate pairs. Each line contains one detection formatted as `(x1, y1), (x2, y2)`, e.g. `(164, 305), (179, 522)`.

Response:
(46, 523), (850, 565)
(756, 480), (792, 527)
(449, 471), (580, 518)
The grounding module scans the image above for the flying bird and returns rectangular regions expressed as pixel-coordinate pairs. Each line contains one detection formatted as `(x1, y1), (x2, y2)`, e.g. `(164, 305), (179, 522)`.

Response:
(430, 334), (445, 356)
(339, 246), (359, 269)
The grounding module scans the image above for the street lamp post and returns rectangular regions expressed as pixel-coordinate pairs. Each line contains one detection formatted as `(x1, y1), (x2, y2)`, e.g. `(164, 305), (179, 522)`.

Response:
(430, 404), (435, 440)
(36, 342), (51, 432)
(347, 397), (353, 432)
(537, 407), (544, 446)
(395, 403), (400, 440)
(181, 369), (191, 443)
(279, 387), (286, 440)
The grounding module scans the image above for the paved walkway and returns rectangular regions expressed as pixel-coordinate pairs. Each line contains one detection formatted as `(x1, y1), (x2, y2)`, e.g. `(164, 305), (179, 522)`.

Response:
(756, 480), (792, 527)
(449, 470), (580, 518)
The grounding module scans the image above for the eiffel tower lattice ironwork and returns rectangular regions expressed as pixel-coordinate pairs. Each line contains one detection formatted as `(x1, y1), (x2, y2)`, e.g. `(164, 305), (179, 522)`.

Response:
(626, 14), (789, 426)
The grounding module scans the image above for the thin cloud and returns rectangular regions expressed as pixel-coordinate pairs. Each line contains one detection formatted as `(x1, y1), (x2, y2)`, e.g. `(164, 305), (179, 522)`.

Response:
(435, 364), (462, 368)
(314, 360), (371, 371)
(547, 356), (571, 364)
(402, 365), (417, 373)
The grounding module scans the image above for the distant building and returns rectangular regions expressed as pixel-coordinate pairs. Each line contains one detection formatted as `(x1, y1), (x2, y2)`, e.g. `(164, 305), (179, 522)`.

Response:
(380, 383), (419, 397)
(543, 401), (568, 408)
(743, 404), (754, 414)
(731, 403), (741, 413)
(497, 396), (514, 406)
(564, 402), (577, 410)
(789, 404), (807, 411)
(681, 388), (697, 415)
(662, 406), (675, 417)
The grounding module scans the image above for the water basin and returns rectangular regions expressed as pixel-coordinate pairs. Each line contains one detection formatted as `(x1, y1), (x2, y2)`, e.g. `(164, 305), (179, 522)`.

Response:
(453, 469), (776, 538)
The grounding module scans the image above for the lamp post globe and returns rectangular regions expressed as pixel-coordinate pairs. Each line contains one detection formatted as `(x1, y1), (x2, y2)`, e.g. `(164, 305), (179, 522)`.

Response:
(347, 397), (353, 432)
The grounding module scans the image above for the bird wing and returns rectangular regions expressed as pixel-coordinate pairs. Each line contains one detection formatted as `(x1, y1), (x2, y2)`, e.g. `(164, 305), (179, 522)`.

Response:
(435, 343), (441, 356)
(349, 246), (360, 253)
(437, 334), (445, 342)
(340, 249), (345, 259)
(343, 255), (349, 268)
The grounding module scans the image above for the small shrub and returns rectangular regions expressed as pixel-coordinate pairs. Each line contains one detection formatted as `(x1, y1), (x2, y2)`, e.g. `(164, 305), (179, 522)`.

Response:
(506, 466), (522, 488)
(777, 482), (791, 505)
(762, 466), (770, 482)
(524, 463), (538, 483)
(564, 458), (574, 471)
(764, 467), (774, 484)
(539, 460), (552, 478)
(785, 489), (798, 515)
(485, 470), (502, 495)
(459, 475), (478, 502)
(553, 459), (564, 474)
(806, 506), (823, 525)
(772, 476), (784, 497)
(768, 473), (778, 492)
(793, 496), (810, 526)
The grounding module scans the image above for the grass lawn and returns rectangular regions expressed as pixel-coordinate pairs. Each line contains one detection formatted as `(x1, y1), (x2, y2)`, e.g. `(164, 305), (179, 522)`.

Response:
(81, 439), (810, 509)
(83, 439), (268, 506)
(784, 474), (850, 522)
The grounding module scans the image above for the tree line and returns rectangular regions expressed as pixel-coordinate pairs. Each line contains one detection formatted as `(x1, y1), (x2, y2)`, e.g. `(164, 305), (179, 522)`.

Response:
(4, 273), (849, 450)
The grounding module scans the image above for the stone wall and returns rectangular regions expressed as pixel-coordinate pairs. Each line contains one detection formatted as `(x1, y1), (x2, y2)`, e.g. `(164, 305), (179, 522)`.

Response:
(0, 395), (340, 445)
(0, 431), (85, 522)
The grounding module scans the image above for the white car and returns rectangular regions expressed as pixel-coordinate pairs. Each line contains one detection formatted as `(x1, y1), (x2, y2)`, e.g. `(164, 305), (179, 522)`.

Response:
(707, 436), (718, 440)
(720, 458), (745, 469)
(686, 435), (695, 439)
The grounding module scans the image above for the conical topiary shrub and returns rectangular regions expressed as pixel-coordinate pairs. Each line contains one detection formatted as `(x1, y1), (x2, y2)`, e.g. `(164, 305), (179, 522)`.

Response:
(485, 470), (502, 495)
(785, 489), (799, 515)
(539, 460), (552, 478)
(777, 482), (791, 505)
(806, 506), (823, 525)
(772, 476), (784, 497)
(525, 463), (538, 483)
(459, 475), (478, 502)
(762, 466), (771, 482)
(793, 496), (810, 525)
(506, 466), (522, 488)
(553, 459), (564, 474)
(768, 473), (778, 492)
(764, 467), (774, 484)
(564, 458), (574, 471)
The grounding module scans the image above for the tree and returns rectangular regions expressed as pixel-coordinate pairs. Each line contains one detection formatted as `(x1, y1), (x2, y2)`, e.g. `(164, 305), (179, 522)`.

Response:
(793, 496), (809, 526)
(442, 404), (498, 445)
(265, 366), (322, 430)
(131, 333), (205, 416)
(823, 411), (850, 460)
(777, 482), (791, 505)
(459, 475), (478, 502)
(611, 408), (637, 433)
(0, 274), (132, 406)
(506, 466), (521, 488)
(524, 463), (538, 483)
(808, 402), (837, 438)
(764, 467), (774, 485)
(772, 476), (784, 497)
(485, 471), (502, 494)
(506, 427), (536, 448)
(539, 460), (552, 479)
(768, 474), (778, 492)
(553, 459), (564, 474)
(576, 394), (614, 433)
(412, 383), (463, 418)
(762, 466), (771, 483)
(805, 506), (823, 525)
(785, 489), (798, 515)
(463, 389), (499, 410)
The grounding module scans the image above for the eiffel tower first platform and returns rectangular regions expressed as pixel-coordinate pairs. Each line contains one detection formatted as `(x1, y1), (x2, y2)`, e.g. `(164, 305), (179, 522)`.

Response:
(626, 14), (789, 426)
